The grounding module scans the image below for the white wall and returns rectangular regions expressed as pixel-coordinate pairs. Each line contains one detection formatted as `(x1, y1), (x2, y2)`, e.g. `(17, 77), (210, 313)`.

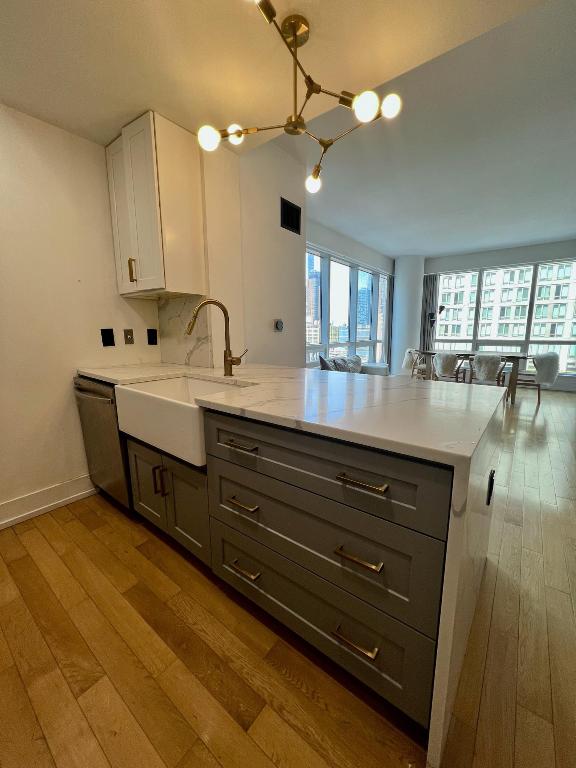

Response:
(240, 142), (306, 366)
(0, 105), (160, 524)
(203, 148), (246, 364)
(425, 238), (576, 275)
(307, 219), (395, 274)
(391, 256), (425, 373)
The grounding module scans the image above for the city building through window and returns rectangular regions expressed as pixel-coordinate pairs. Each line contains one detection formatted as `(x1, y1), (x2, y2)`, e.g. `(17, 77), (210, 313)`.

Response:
(434, 261), (576, 373)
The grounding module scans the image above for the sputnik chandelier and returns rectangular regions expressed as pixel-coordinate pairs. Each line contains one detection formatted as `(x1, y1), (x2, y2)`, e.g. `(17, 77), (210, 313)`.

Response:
(197, 0), (403, 193)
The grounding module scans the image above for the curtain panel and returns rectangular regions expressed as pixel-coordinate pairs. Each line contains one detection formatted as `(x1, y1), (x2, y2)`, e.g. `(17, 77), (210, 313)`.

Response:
(420, 274), (439, 351)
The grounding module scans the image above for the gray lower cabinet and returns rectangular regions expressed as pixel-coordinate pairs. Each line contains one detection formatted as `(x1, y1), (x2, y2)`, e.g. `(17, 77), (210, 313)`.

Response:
(211, 518), (436, 727)
(128, 440), (167, 529)
(127, 439), (210, 565)
(208, 456), (445, 638)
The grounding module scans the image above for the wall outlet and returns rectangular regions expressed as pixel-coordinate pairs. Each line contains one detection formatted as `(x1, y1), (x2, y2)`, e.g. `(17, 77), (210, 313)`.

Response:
(100, 328), (115, 347)
(123, 329), (134, 344)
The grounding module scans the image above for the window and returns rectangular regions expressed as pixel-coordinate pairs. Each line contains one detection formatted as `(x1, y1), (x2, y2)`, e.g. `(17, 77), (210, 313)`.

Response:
(305, 249), (390, 366)
(554, 284), (569, 300)
(484, 271), (496, 286)
(482, 289), (495, 303)
(455, 275), (464, 289)
(329, 261), (350, 345)
(356, 270), (372, 341)
(441, 291), (451, 304)
(537, 285), (551, 300)
(453, 291), (464, 305)
(433, 260), (576, 372)
(535, 304), (548, 319)
(433, 271), (477, 346)
(442, 276), (453, 288)
(305, 253), (322, 348)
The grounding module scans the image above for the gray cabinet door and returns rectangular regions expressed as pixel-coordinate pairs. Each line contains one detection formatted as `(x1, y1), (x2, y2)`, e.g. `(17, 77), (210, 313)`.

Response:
(127, 440), (167, 529)
(164, 456), (210, 566)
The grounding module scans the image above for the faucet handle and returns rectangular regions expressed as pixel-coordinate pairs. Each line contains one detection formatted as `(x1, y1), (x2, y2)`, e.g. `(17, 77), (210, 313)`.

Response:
(230, 348), (248, 366)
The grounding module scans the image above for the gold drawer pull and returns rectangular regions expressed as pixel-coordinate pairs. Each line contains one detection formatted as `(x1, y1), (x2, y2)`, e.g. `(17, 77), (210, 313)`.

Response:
(336, 472), (389, 496)
(331, 624), (380, 661)
(223, 438), (259, 454)
(229, 558), (261, 582)
(226, 495), (260, 514)
(128, 257), (137, 282)
(334, 545), (384, 574)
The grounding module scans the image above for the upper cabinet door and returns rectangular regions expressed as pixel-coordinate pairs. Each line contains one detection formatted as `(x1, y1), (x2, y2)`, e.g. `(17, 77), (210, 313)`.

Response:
(122, 112), (166, 292)
(106, 136), (139, 294)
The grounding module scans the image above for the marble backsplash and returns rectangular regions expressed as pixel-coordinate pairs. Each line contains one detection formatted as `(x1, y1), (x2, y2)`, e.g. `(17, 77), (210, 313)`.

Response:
(158, 295), (212, 366)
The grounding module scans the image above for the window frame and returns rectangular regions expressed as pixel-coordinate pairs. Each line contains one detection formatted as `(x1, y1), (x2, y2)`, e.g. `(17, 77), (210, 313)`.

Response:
(305, 246), (392, 367)
(432, 259), (576, 374)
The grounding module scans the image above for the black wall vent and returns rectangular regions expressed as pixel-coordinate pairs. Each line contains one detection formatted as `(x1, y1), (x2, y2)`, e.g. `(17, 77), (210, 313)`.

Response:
(280, 197), (301, 235)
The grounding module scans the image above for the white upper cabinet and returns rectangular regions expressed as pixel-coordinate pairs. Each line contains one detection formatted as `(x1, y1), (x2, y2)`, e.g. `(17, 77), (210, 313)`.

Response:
(106, 111), (206, 297)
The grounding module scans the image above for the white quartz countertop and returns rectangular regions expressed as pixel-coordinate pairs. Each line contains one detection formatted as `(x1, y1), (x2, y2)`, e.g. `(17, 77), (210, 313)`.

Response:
(78, 363), (504, 467)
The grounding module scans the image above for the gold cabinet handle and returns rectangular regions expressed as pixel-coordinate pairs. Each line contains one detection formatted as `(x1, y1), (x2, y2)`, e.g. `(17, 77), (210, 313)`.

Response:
(223, 438), (259, 454)
(159, 467), (169, 497)
(229, 558), (261, 582)
(128, 257), (137, 283)
(225, 496), (260, 514)
(331, 624), (380, 661)
(152, 465), (162, 495)
(336, 472), (389, 496)
(334, 545), (384, 574)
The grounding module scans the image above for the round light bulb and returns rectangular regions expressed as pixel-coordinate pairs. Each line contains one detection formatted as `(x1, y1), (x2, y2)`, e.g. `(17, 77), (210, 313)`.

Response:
(305, 174), (322, 194)
(352, 90), (380, 123)
(381, 93), (402, 119)
(197, 125), (221, 152)
(227, 124), (244, 146)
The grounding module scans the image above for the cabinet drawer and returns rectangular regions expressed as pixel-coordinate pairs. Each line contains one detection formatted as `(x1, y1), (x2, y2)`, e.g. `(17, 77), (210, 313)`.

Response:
(208, 457), (445, 638)
(205, 412), (452, 541)
(211, 519), (436, 726)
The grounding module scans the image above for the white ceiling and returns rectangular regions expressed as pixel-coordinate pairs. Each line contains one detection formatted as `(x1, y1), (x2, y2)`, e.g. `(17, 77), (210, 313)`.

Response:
(0, 0), (542, 145)
(275, 0), (576, 257)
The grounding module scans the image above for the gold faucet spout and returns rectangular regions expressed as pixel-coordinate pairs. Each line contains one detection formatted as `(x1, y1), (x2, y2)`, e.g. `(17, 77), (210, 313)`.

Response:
(186, 298), (245, 376)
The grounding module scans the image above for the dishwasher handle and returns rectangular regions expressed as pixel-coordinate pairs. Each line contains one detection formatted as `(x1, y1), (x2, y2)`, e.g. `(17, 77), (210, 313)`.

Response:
(75, 390), (113, 405)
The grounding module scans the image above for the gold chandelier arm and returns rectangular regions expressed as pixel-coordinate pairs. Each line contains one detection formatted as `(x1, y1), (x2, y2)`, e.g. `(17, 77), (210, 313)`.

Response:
(331, 115), (381, 144)
(297, 92), (311, 120)
(304, 129), (321, 144)
(271, 18), (309, 80)
(242, 123), (288, 135)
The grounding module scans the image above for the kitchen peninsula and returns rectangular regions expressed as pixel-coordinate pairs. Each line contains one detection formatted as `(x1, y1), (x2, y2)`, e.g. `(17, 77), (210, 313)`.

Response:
(77, 363), (505, 768)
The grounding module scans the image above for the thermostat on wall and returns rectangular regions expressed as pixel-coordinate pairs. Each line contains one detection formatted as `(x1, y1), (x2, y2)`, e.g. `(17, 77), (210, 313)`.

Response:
(273, 319), (284, 332)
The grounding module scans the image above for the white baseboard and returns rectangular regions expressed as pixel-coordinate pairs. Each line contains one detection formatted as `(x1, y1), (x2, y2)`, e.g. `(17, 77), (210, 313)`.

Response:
(0, 475), (96, 530)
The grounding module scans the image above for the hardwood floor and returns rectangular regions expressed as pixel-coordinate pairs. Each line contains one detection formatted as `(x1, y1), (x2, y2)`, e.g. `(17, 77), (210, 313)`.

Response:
(0, 390), (575, 768)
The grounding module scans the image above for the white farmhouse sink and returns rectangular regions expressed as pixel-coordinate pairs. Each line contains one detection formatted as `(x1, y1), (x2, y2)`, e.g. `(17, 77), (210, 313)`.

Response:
(116, 377), (244, 466)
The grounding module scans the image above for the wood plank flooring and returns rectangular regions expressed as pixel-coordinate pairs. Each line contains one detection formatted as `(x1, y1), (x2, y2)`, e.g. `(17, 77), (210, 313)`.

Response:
(445, 390), (576, 768)
(1, 390), (575, 768)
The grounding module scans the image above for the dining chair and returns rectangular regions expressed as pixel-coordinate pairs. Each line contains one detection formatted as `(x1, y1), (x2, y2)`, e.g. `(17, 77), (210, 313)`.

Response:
(508, 352), (559, 405)
(402, 348), (427, 379)
(432, 352), (465, 382)
(469, 353), (507, 387)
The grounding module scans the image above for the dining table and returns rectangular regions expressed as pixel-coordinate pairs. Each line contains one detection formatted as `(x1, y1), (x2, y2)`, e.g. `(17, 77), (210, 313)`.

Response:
(416, 350), (529, 406)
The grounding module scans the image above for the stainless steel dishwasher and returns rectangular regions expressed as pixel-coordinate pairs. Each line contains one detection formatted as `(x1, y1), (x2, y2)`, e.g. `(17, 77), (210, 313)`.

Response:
(73, 376), (130, 508)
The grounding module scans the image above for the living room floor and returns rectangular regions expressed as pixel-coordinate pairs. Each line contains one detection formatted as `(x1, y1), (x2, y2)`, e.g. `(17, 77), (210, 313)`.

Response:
(0, 391), (574, 768)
